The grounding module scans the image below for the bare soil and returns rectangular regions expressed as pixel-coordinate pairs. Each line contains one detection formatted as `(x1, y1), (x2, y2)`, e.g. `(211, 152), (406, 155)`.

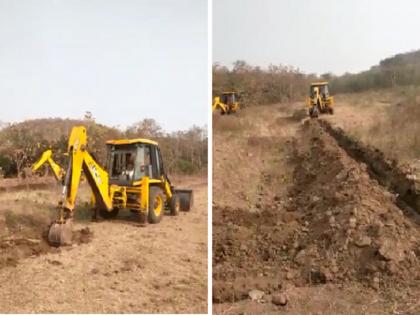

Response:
(213, 103), (420, 314)
(0, 175), (207, 313)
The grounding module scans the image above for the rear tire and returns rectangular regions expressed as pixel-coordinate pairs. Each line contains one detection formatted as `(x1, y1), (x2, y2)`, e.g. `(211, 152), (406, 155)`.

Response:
(99, 208), (119, 219)
(170, 195), (180, 216)
(148, 187), (164, 224)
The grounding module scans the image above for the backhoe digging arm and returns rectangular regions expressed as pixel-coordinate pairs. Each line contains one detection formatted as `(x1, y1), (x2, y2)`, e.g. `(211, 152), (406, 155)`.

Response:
(61, 126), (113, 213)
(49, 126), (113, 246)
(212, 96), (227, 113)
(32, 149), (65, 182)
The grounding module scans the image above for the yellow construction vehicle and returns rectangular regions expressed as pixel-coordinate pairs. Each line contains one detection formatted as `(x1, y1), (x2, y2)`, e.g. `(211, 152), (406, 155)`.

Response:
(32, 149), (66, 182)
(48, 126), (193, 246)
(212, 91), (240, 114)
(306, 82), (334, 118)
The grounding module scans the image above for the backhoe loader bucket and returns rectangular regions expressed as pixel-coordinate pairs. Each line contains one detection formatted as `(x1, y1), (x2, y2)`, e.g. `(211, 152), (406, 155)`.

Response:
(174, 189), (193, 211)
(48, 219), (73, 247)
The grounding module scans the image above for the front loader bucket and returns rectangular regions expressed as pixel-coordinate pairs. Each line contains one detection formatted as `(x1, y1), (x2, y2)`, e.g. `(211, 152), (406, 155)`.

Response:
(48, 219), (73, 247)
(175, 189), (193, 211)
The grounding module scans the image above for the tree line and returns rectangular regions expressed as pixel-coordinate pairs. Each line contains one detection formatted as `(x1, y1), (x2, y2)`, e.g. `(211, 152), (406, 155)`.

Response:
(0, 117), (207, 178)
(213, 60), (317, 106)
(214, 49), (420, 104)
(328, 50), (420, 93)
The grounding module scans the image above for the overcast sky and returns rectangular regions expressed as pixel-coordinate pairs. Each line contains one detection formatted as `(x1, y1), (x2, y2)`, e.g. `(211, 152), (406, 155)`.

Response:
(213, 0), (420, 75)
(0, 0), (207, 131)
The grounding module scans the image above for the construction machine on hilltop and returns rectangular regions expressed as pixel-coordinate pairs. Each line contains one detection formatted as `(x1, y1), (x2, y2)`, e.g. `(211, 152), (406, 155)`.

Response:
(212, 91), (240, 114)
(46, 126), (193, 247)
(306, 82), (334, 118)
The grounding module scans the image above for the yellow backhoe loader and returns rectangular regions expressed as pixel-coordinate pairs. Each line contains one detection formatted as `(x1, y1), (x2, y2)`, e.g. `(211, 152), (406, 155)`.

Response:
(47, 126), (193, 246)
(32, 149), (65, 182)
(306, 82), (334, 118)
(212, 91), (240, 114)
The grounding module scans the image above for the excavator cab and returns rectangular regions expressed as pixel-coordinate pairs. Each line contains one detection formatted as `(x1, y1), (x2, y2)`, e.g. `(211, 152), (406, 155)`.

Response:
(220, 92), (236, 105)
(307, 82), (334, 118)
(106, 139), (160, 186)
(212, 91), (240, 114)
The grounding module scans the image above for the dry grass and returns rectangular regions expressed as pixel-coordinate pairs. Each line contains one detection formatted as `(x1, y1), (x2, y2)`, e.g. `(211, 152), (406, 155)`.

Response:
(326, 86), (420, 166)
(213, 113), (252, 135)
(0, 175), (208, 313)
(369, 106), (420, 162)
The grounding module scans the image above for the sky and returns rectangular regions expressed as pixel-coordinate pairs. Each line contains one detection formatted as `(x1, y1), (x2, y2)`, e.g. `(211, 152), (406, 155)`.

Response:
(0, 0), (207, 131)
(213, 0), (420, 75)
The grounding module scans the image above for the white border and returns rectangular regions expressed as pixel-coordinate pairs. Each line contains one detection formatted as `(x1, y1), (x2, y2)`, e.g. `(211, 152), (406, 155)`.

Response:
(207, 0), (213, 313)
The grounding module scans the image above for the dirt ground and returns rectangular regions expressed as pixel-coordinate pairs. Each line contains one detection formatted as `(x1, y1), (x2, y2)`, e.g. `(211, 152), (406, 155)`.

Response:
(213, 102), (420, 315)
(0, 175), (207, 314)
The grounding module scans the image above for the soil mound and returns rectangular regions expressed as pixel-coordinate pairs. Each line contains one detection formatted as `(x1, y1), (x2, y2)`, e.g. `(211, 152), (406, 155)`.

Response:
(213, 120), (420, 303)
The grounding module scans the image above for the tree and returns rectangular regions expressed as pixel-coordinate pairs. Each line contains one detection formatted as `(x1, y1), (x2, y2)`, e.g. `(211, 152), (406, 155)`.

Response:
(126, 119), (163, 138)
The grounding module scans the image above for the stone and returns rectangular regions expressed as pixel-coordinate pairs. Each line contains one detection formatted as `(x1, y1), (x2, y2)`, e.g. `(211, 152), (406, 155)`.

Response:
(349, 217), (357, 229)
(294, 249), (306, 265)
(386, 261), (398, 275)
(354, 235), (372, 247)
(248, 289), (264, 301)
(378, 240), (405, 262)
(372, 276), (380, 290)
(271, 293), (288, 306)
(336, 170), (347, 180)
(407, 174), (417, 181)
(286, 271), (295, 280)
(312, 196), (320, 203)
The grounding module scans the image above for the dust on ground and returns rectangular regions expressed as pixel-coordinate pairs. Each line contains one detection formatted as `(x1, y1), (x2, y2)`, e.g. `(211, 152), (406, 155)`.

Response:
(0, 175), (207, 314)
(213, 102), (420, 315)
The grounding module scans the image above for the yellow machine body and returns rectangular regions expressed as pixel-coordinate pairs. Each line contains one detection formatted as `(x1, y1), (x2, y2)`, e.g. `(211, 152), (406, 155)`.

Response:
(47, 126), (193, 246)
(212, 91), (240, 114)
(306, 82), (334, 118)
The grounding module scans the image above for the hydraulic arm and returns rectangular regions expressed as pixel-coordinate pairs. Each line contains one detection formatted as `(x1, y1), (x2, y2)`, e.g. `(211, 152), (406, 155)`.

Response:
(212, 96), (228, 113)
(49, 126), (113, 246)
(32, 150), (65, 182)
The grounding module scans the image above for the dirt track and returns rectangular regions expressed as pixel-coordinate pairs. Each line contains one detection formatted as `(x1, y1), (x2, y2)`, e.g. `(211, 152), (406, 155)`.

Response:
(0, 175), (207, 313)
(213, 104), (420, 314)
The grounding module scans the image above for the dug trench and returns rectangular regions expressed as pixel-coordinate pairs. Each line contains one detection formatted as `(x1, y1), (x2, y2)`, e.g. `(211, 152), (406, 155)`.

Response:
(213, 117), (420, 311)
(0, 211), (93, 270)
(0, 179), (97, 269)
(320, 119), (420, 219)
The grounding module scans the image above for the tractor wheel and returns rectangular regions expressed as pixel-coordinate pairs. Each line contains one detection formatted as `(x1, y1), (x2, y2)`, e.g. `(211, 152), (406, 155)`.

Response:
(170, 194), (181, 216)
(148, 187), (164, 224)
(99, 208), (119, 219)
